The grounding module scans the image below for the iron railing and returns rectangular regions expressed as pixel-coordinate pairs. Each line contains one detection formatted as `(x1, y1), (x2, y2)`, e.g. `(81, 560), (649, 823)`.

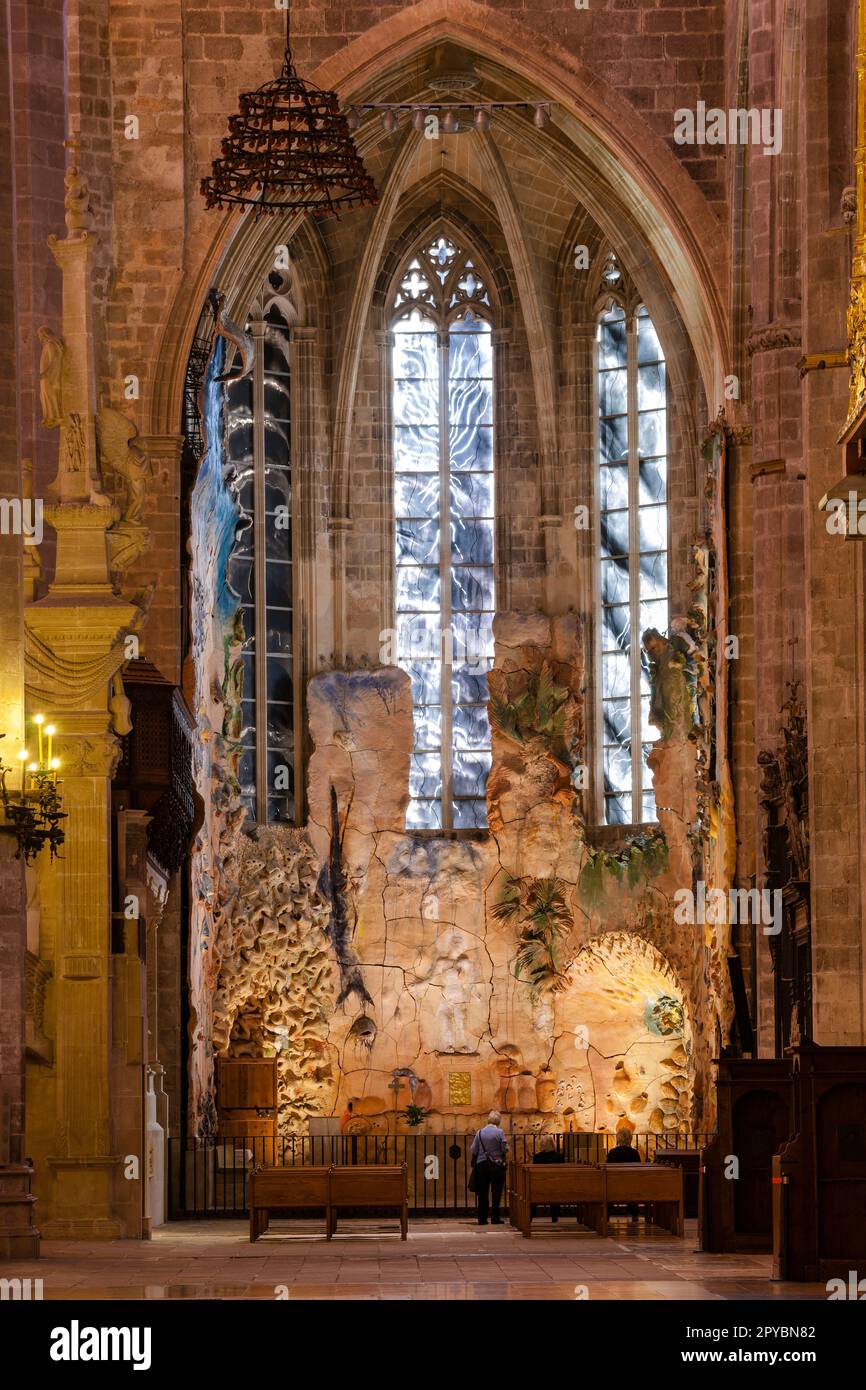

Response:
(167, 1130), (714, 1219)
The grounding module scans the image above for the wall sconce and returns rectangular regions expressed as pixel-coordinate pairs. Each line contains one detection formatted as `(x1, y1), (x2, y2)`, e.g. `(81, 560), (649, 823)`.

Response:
(0, 714), (66, 862)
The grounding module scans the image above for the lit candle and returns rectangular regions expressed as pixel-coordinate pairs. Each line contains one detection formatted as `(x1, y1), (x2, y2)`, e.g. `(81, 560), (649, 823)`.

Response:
(45, 725), (55, 768)
(34, 714), (44, 768)
(50, 758), (60, 785)
(17, 749), (28, 795)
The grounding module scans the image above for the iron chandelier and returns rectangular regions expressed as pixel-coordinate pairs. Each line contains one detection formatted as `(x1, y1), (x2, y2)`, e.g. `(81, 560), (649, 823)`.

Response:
(201, 6), (377, 218)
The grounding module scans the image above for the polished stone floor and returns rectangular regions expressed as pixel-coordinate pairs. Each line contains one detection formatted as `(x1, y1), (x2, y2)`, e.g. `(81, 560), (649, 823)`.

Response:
(1, 1217), (831, 1300)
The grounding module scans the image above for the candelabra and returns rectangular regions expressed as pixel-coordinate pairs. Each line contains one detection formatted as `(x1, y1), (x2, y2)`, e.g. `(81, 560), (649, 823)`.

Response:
(0, 715), (66, 862)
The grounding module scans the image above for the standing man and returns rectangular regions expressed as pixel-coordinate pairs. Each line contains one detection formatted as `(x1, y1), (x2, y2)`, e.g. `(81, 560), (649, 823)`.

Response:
(471, 1110), (509, 1225)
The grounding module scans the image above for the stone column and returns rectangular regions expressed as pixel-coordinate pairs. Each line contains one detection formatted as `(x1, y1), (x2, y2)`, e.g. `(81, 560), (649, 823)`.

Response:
(135, 434), (184, 687)
(292, 326), (321, 812)
(24, 651), (137, 1238)
(330, 517), (351, 667)
(727, 427), (758, 1043)
(23, 149), (144, 1236)
(492, 328), (513, 613)
(0, 0), (37, 1257)
(374, 329), (394, 635)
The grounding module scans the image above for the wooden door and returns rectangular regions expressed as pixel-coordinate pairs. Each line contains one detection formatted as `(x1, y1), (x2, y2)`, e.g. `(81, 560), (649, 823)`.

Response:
(732, 1089), (790, 1237)
(816, 1083), (866, 1260)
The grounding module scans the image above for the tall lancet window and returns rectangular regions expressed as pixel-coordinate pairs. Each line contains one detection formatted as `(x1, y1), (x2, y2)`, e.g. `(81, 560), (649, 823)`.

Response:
(597, 297), (668, 825)
(226, 279), (297, 826)
(391, 235), (495, 831)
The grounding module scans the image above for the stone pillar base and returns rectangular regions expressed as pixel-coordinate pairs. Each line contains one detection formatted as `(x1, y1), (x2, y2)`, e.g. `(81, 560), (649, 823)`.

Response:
(43, 1155), (126, 1239)
(39, 1217), (123, 1240)
(0, 1165), (40, 1259)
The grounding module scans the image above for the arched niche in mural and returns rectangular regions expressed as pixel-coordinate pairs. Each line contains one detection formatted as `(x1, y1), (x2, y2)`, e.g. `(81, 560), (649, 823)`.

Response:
(544, 932), (693, 1136)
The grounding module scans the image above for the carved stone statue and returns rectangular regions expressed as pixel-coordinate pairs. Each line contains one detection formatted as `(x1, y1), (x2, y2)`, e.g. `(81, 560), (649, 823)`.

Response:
(109, 673), (132, 737)
(37, 326), (65, 427)
(62, 413), (85, 473)
(64, 148), (92, 234)
(98, 407), (150, 524)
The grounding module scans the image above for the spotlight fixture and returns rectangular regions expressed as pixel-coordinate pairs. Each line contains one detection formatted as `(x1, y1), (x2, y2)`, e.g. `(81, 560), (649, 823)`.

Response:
(350, 98), (557, 137)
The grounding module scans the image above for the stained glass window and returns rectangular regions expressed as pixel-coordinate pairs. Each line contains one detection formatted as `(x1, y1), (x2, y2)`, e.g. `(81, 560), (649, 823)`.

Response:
(597, 301), (668, 825)
(392, 235), (495, 831)
(226, 302), (296, 825)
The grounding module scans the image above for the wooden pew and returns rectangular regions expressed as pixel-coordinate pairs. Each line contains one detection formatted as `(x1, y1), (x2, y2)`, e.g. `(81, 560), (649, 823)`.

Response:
(509, 1164), (607, 1238)
(249, 1165), (330, 1241)
(508, 1162), (684, 1238)
(249, 1163), (409, 1241)
(605, 1164), (684, 1236)
(327, 1164), (408, 1241)
(652, 1149), (700, 1218)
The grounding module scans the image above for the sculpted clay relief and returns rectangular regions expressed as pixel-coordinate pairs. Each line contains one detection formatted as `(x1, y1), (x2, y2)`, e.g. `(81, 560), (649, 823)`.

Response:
(190, 589), (735, 1139)
(177, 314), (733, 1148)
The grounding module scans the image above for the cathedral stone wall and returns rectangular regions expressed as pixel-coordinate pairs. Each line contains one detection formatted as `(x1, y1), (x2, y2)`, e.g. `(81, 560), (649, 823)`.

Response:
(3, 0), (866, 1231)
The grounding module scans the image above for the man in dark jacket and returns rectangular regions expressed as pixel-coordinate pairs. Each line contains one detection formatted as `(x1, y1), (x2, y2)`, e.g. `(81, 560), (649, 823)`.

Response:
(471, 1111), (509, 1224)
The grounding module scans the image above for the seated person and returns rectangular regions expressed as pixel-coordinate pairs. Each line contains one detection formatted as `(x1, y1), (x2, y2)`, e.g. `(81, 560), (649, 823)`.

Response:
(532, 1134), (565, 1223)
(605, 1127), (641, 1218)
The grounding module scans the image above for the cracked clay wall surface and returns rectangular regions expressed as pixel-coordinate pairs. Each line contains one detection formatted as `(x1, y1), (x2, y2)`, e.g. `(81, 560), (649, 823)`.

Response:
(285, 605), (731, 1138)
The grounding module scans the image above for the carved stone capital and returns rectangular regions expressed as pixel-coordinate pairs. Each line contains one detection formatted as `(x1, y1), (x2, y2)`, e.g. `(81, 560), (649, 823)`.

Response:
(25, 597), (142, 713)
(846, 277), (866, 428)
(728, 425), (753, 446)
(746, 325), (803, 356)
(136, 433), (184, 464)
(55, 731), (122, 779)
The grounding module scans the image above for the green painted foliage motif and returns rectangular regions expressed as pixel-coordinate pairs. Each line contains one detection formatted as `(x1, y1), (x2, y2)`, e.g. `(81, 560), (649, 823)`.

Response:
(491, 874), (573, 996)
(578, 828), (669, 909)
(489, 660), (570, 747)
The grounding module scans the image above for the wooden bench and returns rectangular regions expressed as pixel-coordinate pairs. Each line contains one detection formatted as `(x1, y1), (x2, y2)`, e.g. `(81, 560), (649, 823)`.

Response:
(249, 1163), (408, 1241)
(507, 1162), (684, 1238)
(249, 1165), (330, 1242)
(605, 1164), (684, 1236)
(508, 1163), (607, 1238)
(327, 1164), (408, 1241)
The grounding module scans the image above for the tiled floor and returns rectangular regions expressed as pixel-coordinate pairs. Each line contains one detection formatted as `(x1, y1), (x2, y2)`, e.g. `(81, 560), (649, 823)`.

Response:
(2, 1218), (830, 1300)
